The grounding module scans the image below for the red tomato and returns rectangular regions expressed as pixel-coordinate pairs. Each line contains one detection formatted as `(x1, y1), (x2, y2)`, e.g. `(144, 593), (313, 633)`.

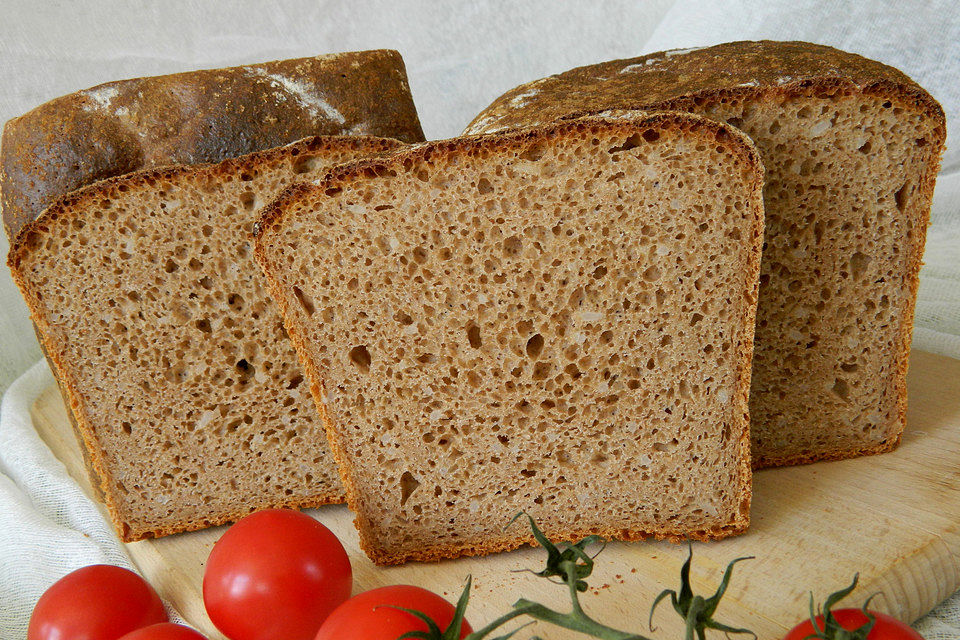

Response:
(203, 509), (352, 640)
(27, 564), (167, 640)
(118, 623), (207, 640)
(784, 609), (922, 640)
(314, 585), (472, 640)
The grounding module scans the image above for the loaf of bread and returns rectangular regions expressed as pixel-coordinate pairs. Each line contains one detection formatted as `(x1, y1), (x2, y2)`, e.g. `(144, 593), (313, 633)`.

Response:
(255, 115), (764, 564)
(8, 135), (402, 540)
(1, 49), (424, 239)
(467, 41), (946, 467)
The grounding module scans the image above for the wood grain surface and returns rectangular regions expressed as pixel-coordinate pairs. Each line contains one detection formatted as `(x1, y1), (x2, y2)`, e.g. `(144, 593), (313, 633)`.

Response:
(31, 349), (960, 639)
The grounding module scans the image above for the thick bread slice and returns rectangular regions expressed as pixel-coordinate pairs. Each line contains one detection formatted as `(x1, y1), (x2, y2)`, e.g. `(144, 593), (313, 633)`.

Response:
(2, 49), (424, 239)
(8, 135), (402, 541)
(467, 41), (946, 468)
(255, 115), (764, 565)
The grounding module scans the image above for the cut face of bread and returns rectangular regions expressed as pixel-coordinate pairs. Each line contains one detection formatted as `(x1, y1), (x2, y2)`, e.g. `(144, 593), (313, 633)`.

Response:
(466, 41), (947, 468)
(8, 136), (402, 541)
(255, 116), (764, 564)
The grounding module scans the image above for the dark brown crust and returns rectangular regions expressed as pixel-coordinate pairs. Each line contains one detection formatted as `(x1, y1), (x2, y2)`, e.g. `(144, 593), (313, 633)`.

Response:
(8, 134), (403, 542)
(255, 114), (765, 565)
(466, 41), (942, 135)
(468, 40), (946, 470)
(2, 49), (424, 239)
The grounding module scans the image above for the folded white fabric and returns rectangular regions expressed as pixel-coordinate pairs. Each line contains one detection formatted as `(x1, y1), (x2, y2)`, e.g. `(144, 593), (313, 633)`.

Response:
(0, 361), (182, 638)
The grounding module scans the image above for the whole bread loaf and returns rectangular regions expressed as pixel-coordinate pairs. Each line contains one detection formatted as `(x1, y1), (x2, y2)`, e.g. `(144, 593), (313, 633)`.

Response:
(467, 41), (946, 467)
(8, 135), (402, 541)
(256, 115), (764, 564)
(1, 49), (424, 239)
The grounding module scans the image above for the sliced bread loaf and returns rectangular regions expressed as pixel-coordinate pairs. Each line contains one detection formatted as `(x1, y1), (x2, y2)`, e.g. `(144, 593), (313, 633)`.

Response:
(467, 41), (946, 467)
(255, 115), (765, 564)
(1, 49), (424, 239)
(8, 135), (402, 541)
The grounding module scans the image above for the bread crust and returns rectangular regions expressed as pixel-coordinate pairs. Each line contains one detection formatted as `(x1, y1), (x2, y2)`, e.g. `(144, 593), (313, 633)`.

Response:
(2, 50), (424, 239)
(255, 115), (765, 564)
(467, 41), (946, 470)
(8, 135), (403, 542)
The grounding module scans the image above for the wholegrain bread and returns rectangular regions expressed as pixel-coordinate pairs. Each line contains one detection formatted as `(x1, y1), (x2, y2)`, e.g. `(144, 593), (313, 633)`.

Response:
(1, 49), (424, 239)
(8, 135), (402, 541)
(255, 115), (765, 564)
(467, 41), (946, 467)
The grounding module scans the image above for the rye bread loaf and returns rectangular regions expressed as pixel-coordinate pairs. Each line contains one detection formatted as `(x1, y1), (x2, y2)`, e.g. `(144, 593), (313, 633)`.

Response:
(8, 135), (402, 541)
(1, 49), (424, 239)
(255, 115), (765, 564)
(466, 41), (946, 468)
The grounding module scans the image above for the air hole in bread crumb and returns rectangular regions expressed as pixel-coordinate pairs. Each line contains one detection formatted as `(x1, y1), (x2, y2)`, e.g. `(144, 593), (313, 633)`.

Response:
(477, 177), (493, 194)
(526, 334), (544, 358)
(502, 235), (522, 256)
(831, 378), (850, 401)
(519, 143), (546, 162)
(532, 362), (551, 380)
(467, 324), (482, 349)
(349, 346), (371, 373)
(653, 438), (679, 452)
(608, 133), (643, 154)
(399, 471), (420, 506)
(894, 182), (909, 212)
(292, 156), (319, 174)
(292, 286), (315, 315)
(235, 359), (255, 385)
(239, 191), (256, 210)
(849, 252), (871, 280)
(287, 375), (303, 389)
(164, 259), (179, 273)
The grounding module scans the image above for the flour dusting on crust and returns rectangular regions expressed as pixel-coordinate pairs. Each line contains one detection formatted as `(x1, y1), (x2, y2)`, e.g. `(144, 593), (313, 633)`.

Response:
(247, 67), (347, 125)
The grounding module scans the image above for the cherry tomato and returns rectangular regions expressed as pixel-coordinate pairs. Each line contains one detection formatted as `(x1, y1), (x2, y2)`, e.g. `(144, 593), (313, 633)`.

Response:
(314, 585), (472, 640)
(784, 609), (922, 640)
(27, 564), (167, 640)
(203, 509), (352, 640)
(118, 623), (207, 640)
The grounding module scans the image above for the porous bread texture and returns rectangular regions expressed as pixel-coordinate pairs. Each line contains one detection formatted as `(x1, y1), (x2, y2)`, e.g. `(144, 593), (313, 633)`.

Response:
(8, 135), (402, 541)
(255, 116), (765, 565)
(466, 41), (947, 468)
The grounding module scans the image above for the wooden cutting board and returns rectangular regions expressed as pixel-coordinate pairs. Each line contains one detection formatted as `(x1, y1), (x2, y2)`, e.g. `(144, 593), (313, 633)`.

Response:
(31, 349), (960, 639)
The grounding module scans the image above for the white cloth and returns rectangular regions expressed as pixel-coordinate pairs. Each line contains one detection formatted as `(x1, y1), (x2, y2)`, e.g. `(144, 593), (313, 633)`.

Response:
(0, 361), (184, 636)
(0, 1), (957, 638)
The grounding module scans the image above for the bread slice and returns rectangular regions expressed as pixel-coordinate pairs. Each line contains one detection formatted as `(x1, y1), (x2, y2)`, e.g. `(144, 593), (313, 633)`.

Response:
(8, 135), (402, 541)
(1, 49), (424, 239)
(255, 115), (764, 564)
(467, 41), (946, 468)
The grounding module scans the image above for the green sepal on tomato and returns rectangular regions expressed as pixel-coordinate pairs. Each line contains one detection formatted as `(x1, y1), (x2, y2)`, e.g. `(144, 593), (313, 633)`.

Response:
(783, 574), (922, 640)
(202, 509), (352, 640)
(27, 564), (167, 640)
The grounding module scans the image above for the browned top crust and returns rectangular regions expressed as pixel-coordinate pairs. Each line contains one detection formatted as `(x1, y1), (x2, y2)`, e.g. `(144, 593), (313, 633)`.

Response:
(1, 49), (424, 238)
(465, 40), (945, 135)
